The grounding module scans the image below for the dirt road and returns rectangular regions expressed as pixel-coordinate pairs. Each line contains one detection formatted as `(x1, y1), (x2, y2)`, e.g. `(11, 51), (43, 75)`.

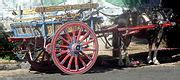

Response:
(0, 62), (180, 80)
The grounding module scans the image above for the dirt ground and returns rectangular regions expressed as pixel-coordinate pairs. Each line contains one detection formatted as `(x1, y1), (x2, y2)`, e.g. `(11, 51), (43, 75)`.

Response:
(98, 36), (169, 56)
(98, 38), (150, 56)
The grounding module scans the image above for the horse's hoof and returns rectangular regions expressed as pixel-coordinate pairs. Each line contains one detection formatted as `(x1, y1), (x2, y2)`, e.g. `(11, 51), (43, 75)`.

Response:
(148, 60), (153, 64)
(147, 60), (153, 64)
(153, 58), (160, 65)
(118, 61), (124, 67)
(147, 57), (152, 64)
(153, 60), (160, 65)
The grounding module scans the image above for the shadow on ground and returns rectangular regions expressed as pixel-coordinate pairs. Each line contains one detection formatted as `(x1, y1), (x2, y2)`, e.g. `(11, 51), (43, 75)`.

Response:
(30, 49), (180, 75)
(89, 49), (180, 73)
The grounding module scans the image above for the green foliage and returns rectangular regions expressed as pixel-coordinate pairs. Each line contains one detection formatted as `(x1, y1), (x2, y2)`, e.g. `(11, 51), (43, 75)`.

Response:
(0, 52), (16, 60)
(2, 55), (11, 60)
(0, 32), (13, 51)
(0, 32), (15, 60)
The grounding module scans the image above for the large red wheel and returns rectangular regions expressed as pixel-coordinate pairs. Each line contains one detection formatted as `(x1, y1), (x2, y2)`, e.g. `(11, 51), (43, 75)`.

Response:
(51, 22), (98, 74)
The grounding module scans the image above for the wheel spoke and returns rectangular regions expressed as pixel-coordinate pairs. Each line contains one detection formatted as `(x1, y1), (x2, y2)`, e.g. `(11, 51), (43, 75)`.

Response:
(77, 28), (82, 41)
(61, 54), (70, 64)
(67, 56), (74, 69)
(33, 50), (43, 62)
(79, 51), (92, 60)
(60, 36), (70, 45)
(72, 27), (76, 41)
(83, 38), (95, 46)
(56, 45), (68, 48)
(56, 50), (68, 54)
(64, 29), (72, 42)
(27, 48), (52, 71)
(79, 55), (86, 67)
(56, 50), (68, 57)
(80, 31), (90, 42)
(75, 56), (79, 70)
(41, 52), (45, 61)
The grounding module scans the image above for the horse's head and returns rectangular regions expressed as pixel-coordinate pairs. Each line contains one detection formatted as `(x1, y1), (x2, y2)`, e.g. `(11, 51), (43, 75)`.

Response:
(114, 11), (139, 27)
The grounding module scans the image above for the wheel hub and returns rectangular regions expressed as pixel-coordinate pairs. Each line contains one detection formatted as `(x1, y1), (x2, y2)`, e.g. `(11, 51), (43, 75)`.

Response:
(69, 43), (82, 56)
(75, 45), (81, 50)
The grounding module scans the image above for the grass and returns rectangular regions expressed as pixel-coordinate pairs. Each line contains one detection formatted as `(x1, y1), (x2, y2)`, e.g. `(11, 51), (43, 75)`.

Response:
(0, 52), (16, 60)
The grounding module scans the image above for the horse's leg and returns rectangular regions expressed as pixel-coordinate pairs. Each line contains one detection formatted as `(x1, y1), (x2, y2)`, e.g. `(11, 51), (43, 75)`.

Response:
(123, 36), (132, 66)
(147, 29), (158, 64)
(112, 31), (124, 66)
(124, 51), (131, 66)
(153, 29), (164, 64)
(118, 37), (124, 66)
(118, 51), (124, 66)
(147, 43), (153, 64)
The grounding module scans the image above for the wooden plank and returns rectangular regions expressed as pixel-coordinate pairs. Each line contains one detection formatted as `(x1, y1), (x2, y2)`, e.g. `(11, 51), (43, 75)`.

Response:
(47, 13), (80, 19)
(15, 17), (41, 21)
(35, 3), (99, 12)
(14, 13), (80, 21)
(15, 3), (98, 15)
(22, 9), (37, 15)
(15, 9), (36, 15)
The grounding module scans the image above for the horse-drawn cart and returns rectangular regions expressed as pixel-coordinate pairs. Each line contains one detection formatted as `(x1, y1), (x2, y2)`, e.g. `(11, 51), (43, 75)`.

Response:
(8, 3), (175, 74)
